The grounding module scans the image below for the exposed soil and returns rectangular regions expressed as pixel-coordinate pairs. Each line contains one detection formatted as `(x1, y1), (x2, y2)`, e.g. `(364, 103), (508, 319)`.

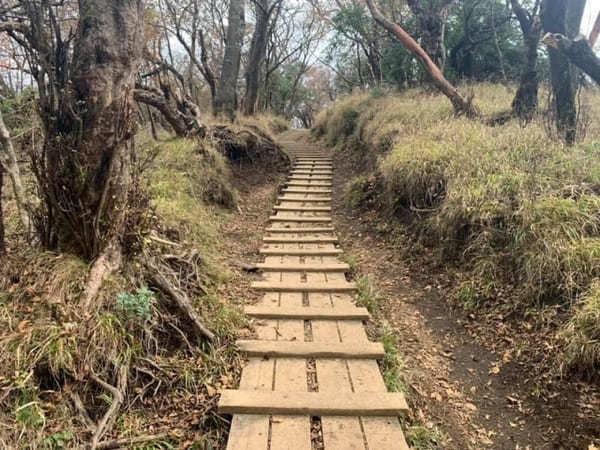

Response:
(309, 133), (600, 450)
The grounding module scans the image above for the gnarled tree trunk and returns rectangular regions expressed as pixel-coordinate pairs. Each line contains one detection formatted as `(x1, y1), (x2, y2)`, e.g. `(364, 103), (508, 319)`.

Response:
(366, 0), (477, 117)
(0, 164), (5, 254)
(215, 0), (245, 120)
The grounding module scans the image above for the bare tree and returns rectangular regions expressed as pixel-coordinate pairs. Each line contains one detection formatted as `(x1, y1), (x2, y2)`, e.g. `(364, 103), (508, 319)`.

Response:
(543, 33), (600, 86)
(214, 0), (245, 119)
(510, 0), (542, 122)
(365, 0), (477, 116)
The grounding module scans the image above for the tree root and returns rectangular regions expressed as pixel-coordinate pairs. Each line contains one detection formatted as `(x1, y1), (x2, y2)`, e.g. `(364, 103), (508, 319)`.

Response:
(90, 363), (129, 449)
(146, 262), (215, 342)
(82, 241), (123, 311)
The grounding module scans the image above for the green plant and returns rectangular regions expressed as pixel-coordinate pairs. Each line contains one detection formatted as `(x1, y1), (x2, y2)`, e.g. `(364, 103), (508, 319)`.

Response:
(15, 397), (45, 428)
(405, 424), (443, 449)
(116, 286), (154, 321)
(355, 275), (378, 313)
(43, 432), (73, 449)
(381, 330), (408, 393)
(455, 282), (479, 311)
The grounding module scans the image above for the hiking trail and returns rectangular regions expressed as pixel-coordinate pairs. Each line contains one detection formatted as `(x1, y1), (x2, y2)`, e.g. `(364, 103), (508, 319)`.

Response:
(218, 133), (410, 449)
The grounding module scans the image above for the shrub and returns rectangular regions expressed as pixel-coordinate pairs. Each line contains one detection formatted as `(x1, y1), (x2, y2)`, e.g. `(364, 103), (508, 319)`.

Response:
(116, 286), (154, 321)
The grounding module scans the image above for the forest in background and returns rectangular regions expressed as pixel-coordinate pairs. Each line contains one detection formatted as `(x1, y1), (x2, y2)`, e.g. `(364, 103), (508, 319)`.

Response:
(1, 0), (600, 448)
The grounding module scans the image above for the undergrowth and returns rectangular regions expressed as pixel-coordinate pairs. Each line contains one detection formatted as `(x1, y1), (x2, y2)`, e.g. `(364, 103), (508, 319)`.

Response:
(0, 115), (288, 447)
(314, 83), (600, 374)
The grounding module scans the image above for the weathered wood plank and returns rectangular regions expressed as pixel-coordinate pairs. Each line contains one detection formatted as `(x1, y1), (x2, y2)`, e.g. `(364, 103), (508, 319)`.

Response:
(263, 236), (337, 244)
(245, 305), (368, 319)
(259, 248), (341, 256)
(269, 216), (332, 222)
(218, 390), (409, 416)
(236, 340), (384, 358)
(256, 262), (348, 272)
(251, 281), (356, 291)
(273, 205), (332, 212)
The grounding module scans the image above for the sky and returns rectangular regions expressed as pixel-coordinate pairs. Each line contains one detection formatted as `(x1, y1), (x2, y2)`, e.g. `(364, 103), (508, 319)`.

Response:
(582, 2), (600, 43)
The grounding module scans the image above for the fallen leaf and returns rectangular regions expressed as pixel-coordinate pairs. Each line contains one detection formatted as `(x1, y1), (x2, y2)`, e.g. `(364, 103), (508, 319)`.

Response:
(18, 320), (31, 333)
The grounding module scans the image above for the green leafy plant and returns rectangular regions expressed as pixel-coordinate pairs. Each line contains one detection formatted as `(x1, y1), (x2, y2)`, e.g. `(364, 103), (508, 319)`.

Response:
(43, 432), (73, 449)
(116, 287), (154, 321)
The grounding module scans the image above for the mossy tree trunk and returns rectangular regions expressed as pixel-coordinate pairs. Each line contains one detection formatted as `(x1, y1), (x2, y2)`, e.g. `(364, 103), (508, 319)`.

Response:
(243, 0), (271, 115)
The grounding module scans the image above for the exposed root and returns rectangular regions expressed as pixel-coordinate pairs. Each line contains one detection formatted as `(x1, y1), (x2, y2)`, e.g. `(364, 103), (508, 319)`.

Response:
(90, 363), (129, 449)
(82, 241), (123, 311)
(146, 261), (215, 342)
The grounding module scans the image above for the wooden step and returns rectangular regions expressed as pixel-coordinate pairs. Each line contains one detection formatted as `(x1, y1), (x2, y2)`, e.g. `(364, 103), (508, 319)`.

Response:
(273, 206), (331, 212)
(265, 227), (335, 233)
(218, 390), (409, 416)
(255, 262), (349, 272)
(245, 305), (368, 320)
(290, 170), (333, 174)
(282, 189), (332, 194)
(251, 281), (355, 291)
(277, 196), (332, 203)
(286, 182), (333, 187)
(288, 175), (332, 181)
(269, 216), (332, 222)
(263, 236), (337, 244)
(259, 248), (342, 256)
(237, 340), (383, 359)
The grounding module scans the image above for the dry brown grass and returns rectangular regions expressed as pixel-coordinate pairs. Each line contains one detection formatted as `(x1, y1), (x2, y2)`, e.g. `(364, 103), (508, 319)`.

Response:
(314, 83), (600, 374)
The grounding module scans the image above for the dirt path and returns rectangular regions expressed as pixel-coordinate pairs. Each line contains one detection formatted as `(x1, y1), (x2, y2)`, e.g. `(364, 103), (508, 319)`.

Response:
(299, 130), (600, 450)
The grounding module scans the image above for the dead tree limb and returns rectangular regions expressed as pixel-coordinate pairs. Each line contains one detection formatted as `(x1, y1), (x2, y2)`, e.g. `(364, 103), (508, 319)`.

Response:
(146, 264), (215, 342)
(589, 9), (600, 48)
(543, 33), (600, 86)
(365, 0), (477, 117)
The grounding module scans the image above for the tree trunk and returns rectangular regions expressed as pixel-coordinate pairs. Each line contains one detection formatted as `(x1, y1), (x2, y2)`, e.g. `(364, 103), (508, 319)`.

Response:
(511, 0), (542, 121)
(0, 108), (30, 233)
(543, 34), (600, 86)
(242, 0), (270, 115)
(214, 0), (245, 120)
(36, 0), (145, 259)
(589, 9), (600, 48)
(542, 0), (585, 145)
(366, 0), (477, 117)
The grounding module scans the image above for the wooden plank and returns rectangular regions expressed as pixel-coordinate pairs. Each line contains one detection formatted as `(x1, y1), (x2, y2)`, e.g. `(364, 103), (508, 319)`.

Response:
(270, 289), (311, 450)
(281, 189), (332, 194)
(256, 262), (349, 272)
(277, 197), (333, 202)
(288, 175), (332, 181)
(269, 216), (332, 223)
(245, 305), (368, 319)
(265, 227), (334, 233)
(338, 319), (410, 450)
(286, 182), (333, 187)
(252, 280), (355, 291)
(237, 340), (383, 358)
(259, 248), (341, 256)
(263, 237), (337, 244)
(308, 286), (366, 450)
(219, 390), (409, 416)
(273, 206), (331, 212)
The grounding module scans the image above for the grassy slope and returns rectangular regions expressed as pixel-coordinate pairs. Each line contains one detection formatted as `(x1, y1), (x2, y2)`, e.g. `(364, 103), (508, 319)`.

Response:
(0, 116), (287, 447)
(314, 83), (600, 374)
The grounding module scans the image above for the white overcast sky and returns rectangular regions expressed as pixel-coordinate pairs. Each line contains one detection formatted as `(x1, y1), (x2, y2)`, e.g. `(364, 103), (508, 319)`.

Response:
(583, 2), (600, 43)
